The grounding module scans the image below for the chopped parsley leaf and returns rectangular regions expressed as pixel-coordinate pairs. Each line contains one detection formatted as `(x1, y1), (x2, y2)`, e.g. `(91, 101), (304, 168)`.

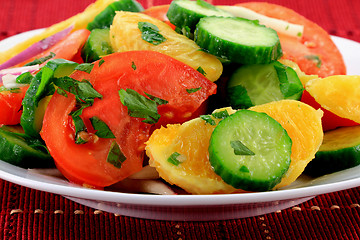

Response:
(230, 140), (255, 156)
(107, 141), (126, 168)
(138, 22), (166, 45)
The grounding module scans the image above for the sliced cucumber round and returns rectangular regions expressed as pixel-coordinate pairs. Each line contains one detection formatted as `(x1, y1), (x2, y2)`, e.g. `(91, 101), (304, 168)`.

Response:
(167, 0), (232, 31)
(208, 109), (292, 191)
(227, 61), (304, 109)
(87, 0), (144, 30)
(195, 16), (282, 64)
(82, 29), (113, 63)
(304, 125), (360, 177)
(0, 127), (53, 168)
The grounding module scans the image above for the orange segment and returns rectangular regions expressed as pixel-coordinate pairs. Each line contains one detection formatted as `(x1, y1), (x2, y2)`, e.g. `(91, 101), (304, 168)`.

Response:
(306, 75), (360, 124)
(145, 116), (238, 194)
(250, 100), (323, 189)
(109, 12), (223, 82)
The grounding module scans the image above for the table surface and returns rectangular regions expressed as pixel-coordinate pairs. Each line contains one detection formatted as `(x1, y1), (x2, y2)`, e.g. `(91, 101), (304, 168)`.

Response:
(1, 0), (360, 239)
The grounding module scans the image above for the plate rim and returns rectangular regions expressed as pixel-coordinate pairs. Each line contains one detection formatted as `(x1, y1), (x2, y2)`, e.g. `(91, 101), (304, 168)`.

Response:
(0, 30), (360, 207)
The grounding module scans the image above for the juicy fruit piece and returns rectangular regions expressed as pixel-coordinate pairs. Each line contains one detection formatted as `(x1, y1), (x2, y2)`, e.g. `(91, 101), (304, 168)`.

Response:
(146, 115), (238, 194)
(209, 110), (292, 191)
(250, 100), (323, 189)
(306, 75), (360, 124)
(237, 2), (346, 77)
(109, 11), (223, 82)
(305, 125), (360, 177)
(279, 60), (357, 131)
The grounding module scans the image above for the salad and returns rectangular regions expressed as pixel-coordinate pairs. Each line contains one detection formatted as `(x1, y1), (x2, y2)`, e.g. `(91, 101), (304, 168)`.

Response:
(0, 0), (359, 195)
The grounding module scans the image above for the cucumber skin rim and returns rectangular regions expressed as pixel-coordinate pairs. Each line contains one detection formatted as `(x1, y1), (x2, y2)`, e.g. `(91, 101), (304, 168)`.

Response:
(195, 16), (283, 65)
(0, 128), (53, 168)
(208, 109), (292, 192)
(166, 0), (232, 31)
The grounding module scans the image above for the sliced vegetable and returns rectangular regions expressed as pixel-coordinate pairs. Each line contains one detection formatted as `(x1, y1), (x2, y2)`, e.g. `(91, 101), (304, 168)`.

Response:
(166, 0), (232, 31)
(209, 109), (292, 191)
(86, 0), (144, 30)
(227, 61), (303, 109)
(146, 109), (238, 194)
(109, 11), (223, 82)
(0, 85), (28, 125)
(305, 126), (360, 177)
(82, 29), (113, 63)
(237, 2), (346, 77)
(21, 59), (79, 137)
(18, 29), (90, 67)
(0, 26), (73, 70)
(41, 51), (216, 187)
(0, 127), (53, 168)
(195, 16), (282, 64)
(218, 5), (304, 38)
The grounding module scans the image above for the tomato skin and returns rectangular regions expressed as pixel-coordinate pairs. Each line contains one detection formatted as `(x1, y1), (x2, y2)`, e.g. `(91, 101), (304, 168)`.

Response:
(237, 2), (346, 78)
(142, 5), (176, 30)
(18, 29), (90, 66)
(41, 51), (216, 187)
(0, 86), (28, 125)
(301, 90), (358, 131)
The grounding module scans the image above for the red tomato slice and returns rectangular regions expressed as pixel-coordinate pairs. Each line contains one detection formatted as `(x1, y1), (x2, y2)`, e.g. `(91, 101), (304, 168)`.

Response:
(18, 29), (90, 66)
(41, 51), (216, 187)
(0, 86), (28, 125)
(301, 91), (358, 131)
(142, 5), (176, 29)
(237, 2), (346, 78)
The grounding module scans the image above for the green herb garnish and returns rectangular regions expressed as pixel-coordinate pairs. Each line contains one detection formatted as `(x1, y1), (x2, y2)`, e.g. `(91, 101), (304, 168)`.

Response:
(196, 66), (206, 76)
(16, 72), (33, 84)
(186, 87), (202, 94)
(98, 59), (105, 67)
(119, 88), (161, 124)
(144, 92), (168, 105)
(212, 110), (229, 119)
(305, 55), (322, 68)
(138, 22), (166, 45)
(75, 63), (94, 74)
(230, 140), (255, 156)
(90, 116), (115, 139)
(131, 61), (137, 70)
(24, 52), (56, 66)
(167, 152), (182, 166)
(107, 141), (126, 168)
(200, 115), (216, 125)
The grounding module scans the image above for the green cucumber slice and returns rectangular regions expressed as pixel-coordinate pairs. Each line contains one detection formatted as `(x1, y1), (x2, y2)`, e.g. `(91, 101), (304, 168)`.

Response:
(209, 109), (292, 191)
(87, 0), (144, 30)
(227, 61), (304, 109)
(304, 125), (360, 177)
(21, 59), (79, 137)
(167, 0), (232, 32)
(82, 29), (113, 63)
(0, 127), (53, 168)
(195, 16), (282, 64)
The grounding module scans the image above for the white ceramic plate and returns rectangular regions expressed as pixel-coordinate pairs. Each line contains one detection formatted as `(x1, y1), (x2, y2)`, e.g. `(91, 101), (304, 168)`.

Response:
(1, 30), (360, 221)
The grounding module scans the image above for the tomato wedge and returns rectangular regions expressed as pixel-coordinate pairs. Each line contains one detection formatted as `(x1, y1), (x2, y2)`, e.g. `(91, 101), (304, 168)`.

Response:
(237, 2), (346, 77)
(41, 51), (217, 187)
(0, 86), (28, 125)
(18, 29), (90, 66)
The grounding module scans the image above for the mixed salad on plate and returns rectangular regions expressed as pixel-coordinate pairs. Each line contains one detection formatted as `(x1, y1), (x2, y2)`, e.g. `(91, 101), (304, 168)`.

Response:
(0, 0), (359, 195)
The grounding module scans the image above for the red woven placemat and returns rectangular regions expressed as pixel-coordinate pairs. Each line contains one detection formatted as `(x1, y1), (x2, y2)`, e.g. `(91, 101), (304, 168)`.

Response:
(1, 0), (360, 239)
